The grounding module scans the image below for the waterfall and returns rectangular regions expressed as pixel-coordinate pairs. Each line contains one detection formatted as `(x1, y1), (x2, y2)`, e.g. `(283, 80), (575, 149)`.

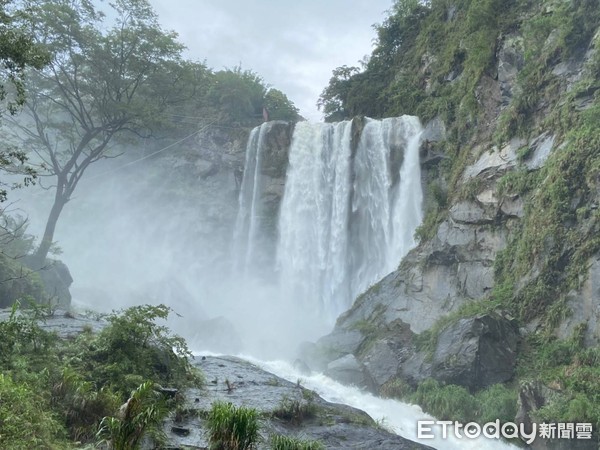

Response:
(349, 116), (423, 299)
(233, 116), (423, 323)
(232, 123), (268, 274)
(277, 121), (354, 318)
(278, 115), (423, 321)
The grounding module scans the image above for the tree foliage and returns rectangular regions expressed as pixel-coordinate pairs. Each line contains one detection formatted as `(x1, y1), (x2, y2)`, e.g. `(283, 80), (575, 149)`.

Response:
(0, 0), (49, 202)
(317, 65), (359, 121)
(8, 0), (191, 267)
(207, 67), (267, 124)
(1, 0), (302, 271)
(264, 88), (301, 121)
(0, 0), (49, 114)
(317, 0), (513, 122)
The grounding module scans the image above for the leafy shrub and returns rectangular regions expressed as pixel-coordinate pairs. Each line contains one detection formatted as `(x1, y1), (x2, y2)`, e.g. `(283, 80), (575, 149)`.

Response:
(270, 434), (324, 450)
(0, 374), (67, 449)
(522, 332), (600, 431)
(0, 301), (56, 364)
(83, 304), (203, 396)
(0, 303), (204, 446)
(207, 401), (259, 450)
(537, 393), (600, 433)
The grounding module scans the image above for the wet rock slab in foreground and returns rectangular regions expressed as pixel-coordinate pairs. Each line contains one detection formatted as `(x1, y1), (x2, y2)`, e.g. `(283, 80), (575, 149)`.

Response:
(160, 355), (433, 450)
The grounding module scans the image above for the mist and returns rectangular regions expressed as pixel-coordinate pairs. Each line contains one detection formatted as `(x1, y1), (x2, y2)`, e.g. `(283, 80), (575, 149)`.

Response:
(10, 115), (424, 362)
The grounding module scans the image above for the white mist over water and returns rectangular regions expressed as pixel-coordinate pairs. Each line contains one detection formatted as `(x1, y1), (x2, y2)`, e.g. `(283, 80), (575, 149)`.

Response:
(14, 116), (424, 359)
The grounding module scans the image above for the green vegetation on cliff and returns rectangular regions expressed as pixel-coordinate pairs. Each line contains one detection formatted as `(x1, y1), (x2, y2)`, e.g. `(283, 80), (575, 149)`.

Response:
(321, 0), (600, 434)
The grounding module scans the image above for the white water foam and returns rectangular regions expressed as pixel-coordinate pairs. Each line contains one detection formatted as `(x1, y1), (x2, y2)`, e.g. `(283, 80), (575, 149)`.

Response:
(233, 116), (425, 323)
(243, 356), (520, 450)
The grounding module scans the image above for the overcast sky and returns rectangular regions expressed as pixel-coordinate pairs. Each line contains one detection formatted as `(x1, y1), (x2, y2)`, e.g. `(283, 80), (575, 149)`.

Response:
(146, 0), (394, 121)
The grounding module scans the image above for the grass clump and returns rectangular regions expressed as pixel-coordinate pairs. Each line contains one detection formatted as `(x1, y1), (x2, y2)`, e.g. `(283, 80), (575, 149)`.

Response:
(207, 401), (260, 450)
(409, 379), (517, 425)
(269, 434), (324, 450)
(273, 395), (318, 425)
(516, 328), (600, 431)
(410, 379), (480, 423)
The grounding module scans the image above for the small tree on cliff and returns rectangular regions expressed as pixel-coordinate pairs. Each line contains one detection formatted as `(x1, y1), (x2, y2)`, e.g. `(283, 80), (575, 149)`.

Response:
(9, 0), (190, 267)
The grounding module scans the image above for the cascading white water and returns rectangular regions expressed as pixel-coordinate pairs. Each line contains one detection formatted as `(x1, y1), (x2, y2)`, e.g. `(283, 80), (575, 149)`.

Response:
(231, 116), (424, 341)
(276, 120), (354, 318)
(231, 123), (268, 275)
(348, 116), (423, 299)
(277, 116), (424, 321)
(246, 357), (519, 450)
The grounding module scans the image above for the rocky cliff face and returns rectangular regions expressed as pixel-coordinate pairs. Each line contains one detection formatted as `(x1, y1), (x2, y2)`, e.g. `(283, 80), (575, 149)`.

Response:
(297, 5), (600, 448)
(193, 120), (294, 253)
(299, 132), (530, 391)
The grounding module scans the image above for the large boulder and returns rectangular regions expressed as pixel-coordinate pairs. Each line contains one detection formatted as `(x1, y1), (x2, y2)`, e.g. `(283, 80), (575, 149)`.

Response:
(325, 354), (375, 390)
(27, 258), (73, 308)
(431, 312), (519, 390)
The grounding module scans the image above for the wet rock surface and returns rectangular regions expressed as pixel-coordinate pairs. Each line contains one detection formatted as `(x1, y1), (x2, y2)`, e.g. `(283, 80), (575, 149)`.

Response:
(325, 354), (375, 391)
(159, 355), (433, 450)
(0, 308), (106, 339)
(431, 313), (519, 390)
